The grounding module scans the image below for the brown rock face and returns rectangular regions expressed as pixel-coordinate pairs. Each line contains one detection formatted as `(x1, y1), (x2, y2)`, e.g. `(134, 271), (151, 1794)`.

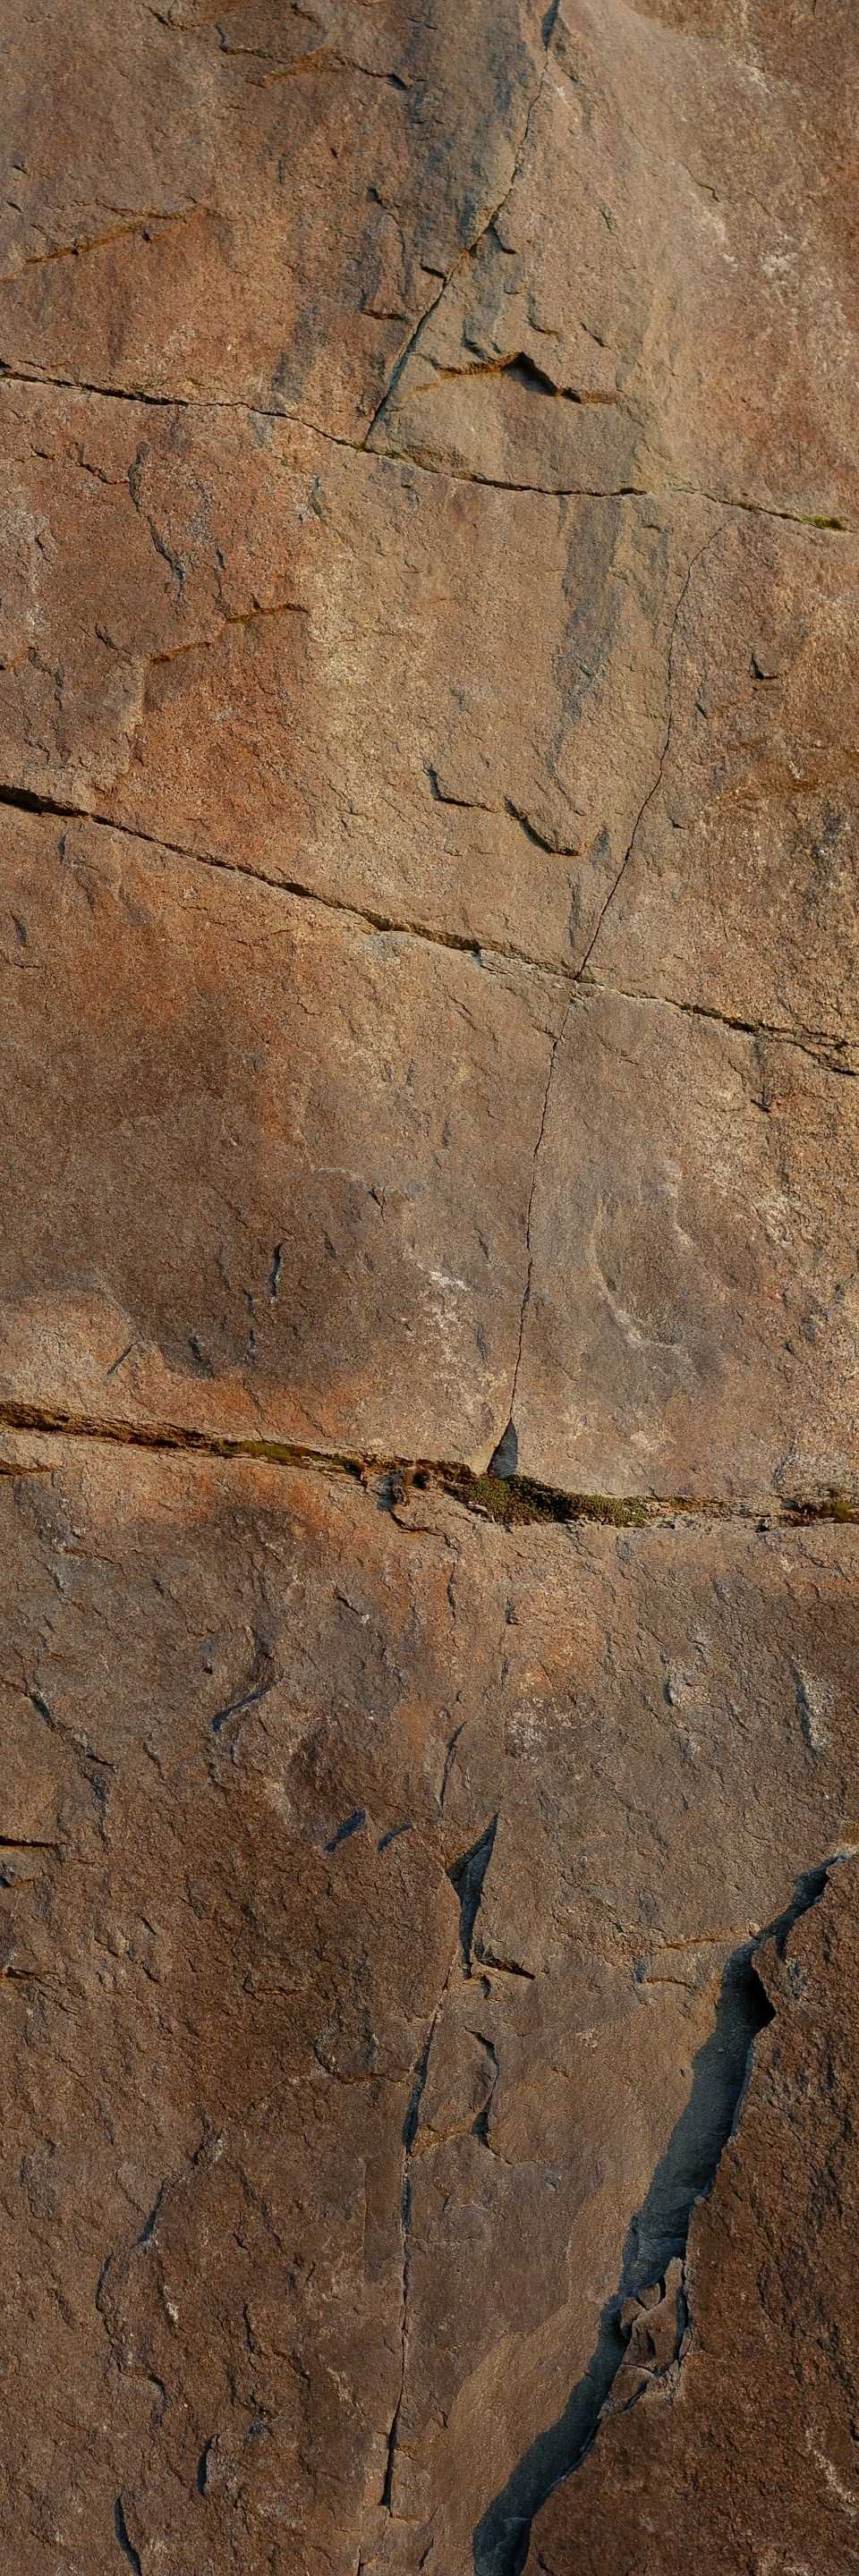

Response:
(1, 4), (857, 2574)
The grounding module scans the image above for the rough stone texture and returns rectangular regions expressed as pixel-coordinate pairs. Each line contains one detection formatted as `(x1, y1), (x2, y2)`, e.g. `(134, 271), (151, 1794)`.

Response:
(2, 0), (859, 2571)
(1, 1433), (858, 2575)
(1, 805), (857, 1497)
(1, 0), (549, 436)
(0, 802), (562, 1463)
(0, 377), (692, 965)
(526, 1858), (859, 2575)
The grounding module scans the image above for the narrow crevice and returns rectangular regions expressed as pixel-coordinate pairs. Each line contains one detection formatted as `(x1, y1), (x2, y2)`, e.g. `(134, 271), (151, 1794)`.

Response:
(381, 1957), (456, 2514)
(415, 350), (626, 407)
(579, 530), (717, 975)
(0, 782), (520, 970)
(2, 1400), (858, 1529)
(0, 1834), (61, 1851)
(114, 2497), (143, 2576)
(449, 1818), (498, 1973)
(0, 358), (364, 453)
(472, 1859), (840, 2575)
(0, 205), (202, 287)
(581, 970), (859, 1079)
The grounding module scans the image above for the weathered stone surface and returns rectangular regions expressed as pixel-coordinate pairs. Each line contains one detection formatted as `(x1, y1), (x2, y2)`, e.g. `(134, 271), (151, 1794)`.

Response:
(3, 0), (858, 2563)
(2, 805), (856, 1499)
(513, 988), (859, 1506)
(0, 1432), (857, 2573)
(0, 378), (694, 969)
(0, 803), (562, 1462)
(527, 1857), (859, 2575)
(373, 0), (859, 526)
(589, 511), (859, 1050)
(0, 0), (549, 437)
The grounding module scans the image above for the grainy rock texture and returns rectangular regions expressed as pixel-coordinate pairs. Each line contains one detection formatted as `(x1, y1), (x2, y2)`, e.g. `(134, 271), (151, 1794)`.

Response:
(1, 3), (857, 2572)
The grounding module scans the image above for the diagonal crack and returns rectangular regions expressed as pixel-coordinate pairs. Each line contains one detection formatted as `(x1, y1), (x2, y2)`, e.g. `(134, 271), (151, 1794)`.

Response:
(473, 1855), (846, 2575)
(362, 0), (561, 449)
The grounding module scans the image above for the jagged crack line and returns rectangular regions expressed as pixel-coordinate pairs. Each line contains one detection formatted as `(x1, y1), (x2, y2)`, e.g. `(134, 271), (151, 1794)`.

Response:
(380, 1952), (458, 2519)
(1, 1402), (859, 1527)
(1, 365), (856, 531)
(473, 1857), (842, 2576)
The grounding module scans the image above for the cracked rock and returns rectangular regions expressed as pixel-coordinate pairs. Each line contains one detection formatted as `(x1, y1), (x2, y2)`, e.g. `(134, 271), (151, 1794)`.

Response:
(2, 0), (858, 2568)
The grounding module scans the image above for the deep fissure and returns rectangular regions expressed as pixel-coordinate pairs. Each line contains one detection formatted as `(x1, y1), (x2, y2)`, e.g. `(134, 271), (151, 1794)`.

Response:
(472, 1860), (841, 2574)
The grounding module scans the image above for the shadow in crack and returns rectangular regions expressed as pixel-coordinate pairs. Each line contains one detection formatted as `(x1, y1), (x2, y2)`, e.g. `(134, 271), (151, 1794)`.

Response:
(472, 1860), (836, 2576)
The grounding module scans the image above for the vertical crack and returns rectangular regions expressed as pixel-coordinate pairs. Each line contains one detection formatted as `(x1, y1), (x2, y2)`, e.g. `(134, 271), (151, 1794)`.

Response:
(578, 530), (719, 978)
(380, 1948), (457, 2515)
(490, 1002), (573, 1477)
(380, 1818), (499, 2521)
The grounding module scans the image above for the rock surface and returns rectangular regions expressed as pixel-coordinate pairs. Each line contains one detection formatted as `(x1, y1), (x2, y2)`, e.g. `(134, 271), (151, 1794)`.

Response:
(2, 1434), (859, 2575)
(1, 2), (857, 2572)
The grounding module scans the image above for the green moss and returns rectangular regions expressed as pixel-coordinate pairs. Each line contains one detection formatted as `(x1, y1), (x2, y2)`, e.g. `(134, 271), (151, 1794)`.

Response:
(445, 1470), (651, 1529)
(447, 1470), (558, 1525)
(580, 1492), (650, 1527)
(787, 1487), (859, 1524)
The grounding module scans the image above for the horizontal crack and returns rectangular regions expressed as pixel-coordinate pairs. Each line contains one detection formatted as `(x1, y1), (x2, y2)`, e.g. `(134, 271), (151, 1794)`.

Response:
(0, 366), (854, 531)
(0, 786), (854, 1072)
(0, 1401), (856, 1530)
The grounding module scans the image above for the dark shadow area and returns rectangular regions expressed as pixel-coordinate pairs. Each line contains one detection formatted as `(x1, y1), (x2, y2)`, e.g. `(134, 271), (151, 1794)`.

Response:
(450, 1817), (498, 1973)
(473, 1860), (835, 2576)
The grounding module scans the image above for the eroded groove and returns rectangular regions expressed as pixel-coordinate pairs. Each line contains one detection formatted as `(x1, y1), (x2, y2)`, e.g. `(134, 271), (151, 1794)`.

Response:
(449, 1818), (498, 1972)
(0, 1398), (857, 1529)
(114, 2496), (142, 2576)
(473, 1860), (842, 2576)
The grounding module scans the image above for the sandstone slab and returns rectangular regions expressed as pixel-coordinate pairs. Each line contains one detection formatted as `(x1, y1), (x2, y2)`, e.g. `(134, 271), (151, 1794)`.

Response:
(511, 987), (859, 1507)
(0, 377), (693, 970)
(0, 803), (564, 1462)
(0, 0), (549, 438)
(1, 1), (858, 2569)
(3, 806), (856, 1502)
(372, 0), (859, 527)
(527, 1857), (859, 2575)
(0, 1430), (856, 2572)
